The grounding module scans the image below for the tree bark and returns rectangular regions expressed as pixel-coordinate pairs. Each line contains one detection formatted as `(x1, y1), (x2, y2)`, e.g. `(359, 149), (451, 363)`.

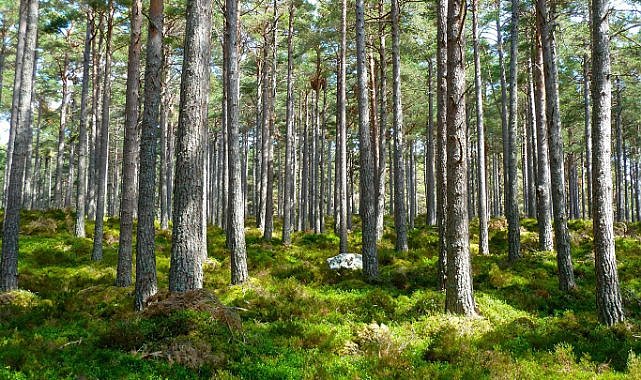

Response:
(506, 0), (521, 261)
(436, 0), (448, 291)
(117, 0), (143, 287)
(376, 0), (388, 240)
(169, 0), (213, 292)
(473, 0), (489, 255)
(356, 0), (378, 280)
(533, 26), (554, 252)
(75, 10), (93, 238)
(3, 0), (28, 208)
(337, 0), (348, 252)
(426, 59), (436, 226)
(537, 0), (575, 290)
(91, 2), (114, 262)
(591, 0), (624, 325)
(391, 0), (408, 252)
(445, 0), (476, 316)
(134, 0), (163, 309)
(226, 0), (249, 284)
(583, 55), (592, 218)
(282, 2), (295, 245)
(1, 0), (38, 291)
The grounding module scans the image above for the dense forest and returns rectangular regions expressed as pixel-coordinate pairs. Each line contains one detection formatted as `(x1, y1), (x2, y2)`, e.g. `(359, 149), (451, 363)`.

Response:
(2, 0), (641, 377)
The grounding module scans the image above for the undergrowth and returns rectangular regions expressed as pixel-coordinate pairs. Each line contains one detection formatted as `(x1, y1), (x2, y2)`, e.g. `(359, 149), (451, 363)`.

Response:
(1, 209), (641, 379)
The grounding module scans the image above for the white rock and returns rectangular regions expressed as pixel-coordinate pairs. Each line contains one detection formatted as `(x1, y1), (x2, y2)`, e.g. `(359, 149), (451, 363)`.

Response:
(327, 253), (363, 271)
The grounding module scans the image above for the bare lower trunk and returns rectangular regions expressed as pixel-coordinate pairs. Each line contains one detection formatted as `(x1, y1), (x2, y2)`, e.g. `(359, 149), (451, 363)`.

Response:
(356, 0), (378, 280)
(436, 0), (448, 290)
(533, 27), (553, 252)
(591, 0), (624, 325)
(75, 10), (93, 238)
(338, 0), (348, 253)
(1, 0), (38, 291)
(391, 0), (408, 252)
(537, 0), (575, 290)
(135, 0), (163, 309)
(169, 0), (212, 292)
(226, 0), (249, 284)
(446, 0), (476, 316)
(473, 0), (488, 255)
(117, 0), (143, 287)
(92, 3), (114, 262)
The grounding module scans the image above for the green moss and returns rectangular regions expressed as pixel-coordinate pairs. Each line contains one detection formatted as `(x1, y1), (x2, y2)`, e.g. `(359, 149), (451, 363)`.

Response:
(2, 210), (641, 378)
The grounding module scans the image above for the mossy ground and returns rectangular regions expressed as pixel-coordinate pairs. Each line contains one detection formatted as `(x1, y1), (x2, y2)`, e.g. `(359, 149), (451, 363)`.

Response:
(2, 210), (641, 379)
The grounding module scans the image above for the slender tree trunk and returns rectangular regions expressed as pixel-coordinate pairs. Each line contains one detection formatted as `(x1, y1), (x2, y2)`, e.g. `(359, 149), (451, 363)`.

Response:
(87, 14), (103, 220)
(1, 0), (38, 291)
(74, 10), (93, 238)
(169, 0), (212, 292)
(436, 0), (448, 290)
(496, 0), (508, 218)
(116, 0), (143, 287)
(282, 2), (295, 245)
(226, 0), (249, 284)
(92, 2), (114, 261)
(426, 59), (436, 226)
(615, 78), (624, 222)
(526, 58), (537, 218)
(338, 0), (348, 252)
(473, 0), (488, 255)
(376, 0), (388, 240)
(591, 0), (624, 325)
(3, 0), (28, 208)
(391, 0), (408, 252)
(583, 55), (592, 217)
(356, 0), (378, 280)
(446, 0), (476, 316)
(54, 55), (71, 209)
(506, 0), (521, 261)
(537, 0), (575, 290)
(134, 0), (163, 309)
(533, 26), (554, 251)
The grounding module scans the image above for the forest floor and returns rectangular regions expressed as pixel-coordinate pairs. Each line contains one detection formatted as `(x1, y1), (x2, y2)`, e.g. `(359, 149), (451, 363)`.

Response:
(2, 211), (641, 379)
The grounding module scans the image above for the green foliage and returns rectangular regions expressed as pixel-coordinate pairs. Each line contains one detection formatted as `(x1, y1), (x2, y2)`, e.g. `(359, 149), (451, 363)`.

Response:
(3, 210), (641, 378)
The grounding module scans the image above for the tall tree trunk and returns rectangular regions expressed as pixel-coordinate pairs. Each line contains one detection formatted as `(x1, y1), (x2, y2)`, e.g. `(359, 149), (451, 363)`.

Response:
(1, 0), (38, 291)
(338, 0), (348, 253)
(591, 0), (624, 325)
(226, 0), (249, 284)
(446, 0), (476, 316)
(506, 0), (521, 261)
(391, 0), (408, 252)
(376, 0), (388, 240)
(436, 0), (448, 290)
(282, 2), (295, 245)
(54, 54), (71, 209)
(426, 59), (436, 226)
(615, 78), (624, 222)
(134, 0), (163, 309)
(3, 0), (28, 208)
(117, 0), (143, 287)
(583, 55), (592, 218)
(537, 0), (575, 290)
(91, 2), (114, 261)
(169, 0), (213, 292)
(496, 0), (509, 218)
(473, 0), (488, 255)
(356, 0), (378, 280)
(533, 27), (553, 251)
(75, 10), (93, 238)
(526, 58), (537, 218)
(87, 14), (103, 220)
(264, 3), (277, 240)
